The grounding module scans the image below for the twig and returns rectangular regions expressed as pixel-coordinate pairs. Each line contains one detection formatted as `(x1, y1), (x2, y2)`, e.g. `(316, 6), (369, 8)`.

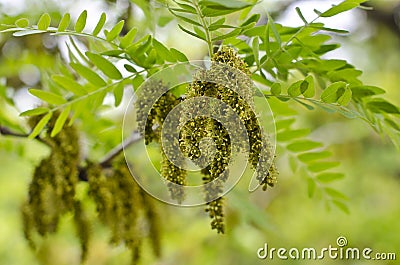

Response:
(0, 126), (29, 138)
(0, 125), (49, 145)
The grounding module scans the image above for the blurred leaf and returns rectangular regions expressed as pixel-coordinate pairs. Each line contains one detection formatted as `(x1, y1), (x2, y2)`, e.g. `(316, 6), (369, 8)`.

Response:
(332, 200), (350, 214)
(277, 129), (310, 142)
(321, 81), (346, 103)
(86, 52), (122, 79)
(170, 48), (188, 62)
(124, 64), (137, 73)
(337, 87), (352, 106)
(325, 187), (348, 200)
(287, 80), (302, 97)
(301, 75), (315, 98)
(29, 112), (53, 139)
(153, 39), (174, 62)
(240, 14), (260, 27)
(287, 140), (323, 152)
(120, 27), (138, 48)
(106, 20), (125, 42)
(270, 83), (281, 96)
(113, 83), (124, 107)
(267, 13), (281, 46)
(295, 7), (308, 24)
(51, 105), (71, 137)
(178, 24), (206, 41)
(308, 161), (340, 173)
(307, 178), (316, 198)
(212, 28), (241, 41)
(170, 9), (202, 27)
(289, 155), (298, 172)
(366, 99), (400, 114)
(13, 29), (44, 36)
(58, 13), (70, 32)
(37, 13), (51, 30)
(316, 172), (345, 183)
(15, 18), (29, 28)
(93, 12), (106, 36)
(321, 0), (367, 17)
(351, 85), (385, 100)
(385, 118), (400, 131)
(298, 151), (332, 162)
(20, 107), (50, 117)
(171, 1), (197, 13)
(70, 63), (107, 87)
(52, 75), (88, 96)
(201, 0), (251, 9)
(275, 118), (295, 131)
(252, 37), (259, 67)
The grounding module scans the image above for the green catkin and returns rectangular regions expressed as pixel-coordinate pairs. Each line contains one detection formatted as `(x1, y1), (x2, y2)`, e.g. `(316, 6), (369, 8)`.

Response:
(87, 161), (114, 225)
(180, 46), (278, 233)
(136, 80), (187, 202)
(140, 189), (162, 258)
(87, 157), (162, 263)
(212, 47), (278, 190)
(73, 200), (90, 261)
(135, 47), (278, 234)
(22, 112), (82, 245)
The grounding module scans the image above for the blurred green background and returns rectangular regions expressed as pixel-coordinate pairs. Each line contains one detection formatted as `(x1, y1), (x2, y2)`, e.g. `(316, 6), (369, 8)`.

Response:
(0, 0), (399, 264)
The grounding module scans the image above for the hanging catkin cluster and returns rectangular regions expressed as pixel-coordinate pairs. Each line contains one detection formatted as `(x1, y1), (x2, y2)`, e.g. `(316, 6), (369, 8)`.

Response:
(136, 47), (278, 233)
(22, 113), (161, 264)
(21, 112), (90, 259)
(87, 158), (161, 264)
(136, 80), (187, 203)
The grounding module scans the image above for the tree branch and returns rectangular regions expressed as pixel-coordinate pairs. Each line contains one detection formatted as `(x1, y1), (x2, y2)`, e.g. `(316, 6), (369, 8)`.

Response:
(0, 125), (49, 145)
(0, 126), (30, 138)
(99, 130), (143, 168)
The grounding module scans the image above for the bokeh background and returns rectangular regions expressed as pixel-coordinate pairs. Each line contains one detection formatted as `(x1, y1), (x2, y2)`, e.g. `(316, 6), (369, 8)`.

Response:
(0, 0), (399, 264)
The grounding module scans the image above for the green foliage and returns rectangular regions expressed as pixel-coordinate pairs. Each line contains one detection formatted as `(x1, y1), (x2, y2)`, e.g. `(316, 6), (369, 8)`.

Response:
(0, 0), (399, 263)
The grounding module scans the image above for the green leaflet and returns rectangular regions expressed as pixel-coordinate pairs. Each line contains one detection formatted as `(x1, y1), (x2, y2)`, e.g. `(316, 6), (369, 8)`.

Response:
(52, 75), (88, 96)
(321, 0), (367, 17)
(298, 151), (332, 162)
(86, 52), (122, 80)
(277, 129), (310, 142)
(51, 105), (71, 137)
(120, 27), (138, 48)
(270, 83), (281, 96)
(287, 140), (323, 152)
(15, 18), (29, 28)
(308, 161), (340, 173)
(106, 20), (124, 42)
(20, 107), (50, 117)
(316, 172), (345, 183)
(366, 99), (400, 114)
(321, 81), (347, 103)
(70, 63), (107, 87)
(58, 13), (70, 32)
(113, 83), (124, 107)
(29, 89), (67, 105)
(37, 13), (51, 30)
(93, 12), (106, 36)
(29, 112), (53, 139)
(75, 10), (87, 33)
(301, 75), (315, 98)
(287, 80), (303, 97)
